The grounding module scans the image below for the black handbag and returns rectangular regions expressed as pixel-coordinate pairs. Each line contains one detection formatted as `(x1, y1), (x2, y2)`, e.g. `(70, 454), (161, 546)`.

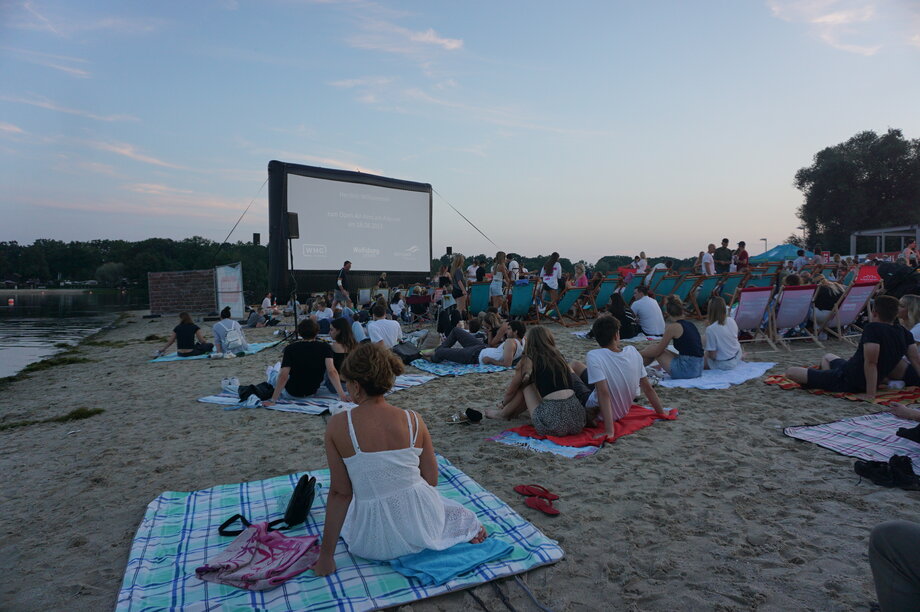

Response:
(392, 341), (421, 365)
(219, 475), (317, 536)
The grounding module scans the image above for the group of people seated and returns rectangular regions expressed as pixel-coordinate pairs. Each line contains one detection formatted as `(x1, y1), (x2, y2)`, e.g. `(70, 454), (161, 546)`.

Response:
(156, 307), (250, 358)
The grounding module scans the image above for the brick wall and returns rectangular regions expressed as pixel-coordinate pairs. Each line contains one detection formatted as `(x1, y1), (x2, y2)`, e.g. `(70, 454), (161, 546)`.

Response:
(148, 269), (216, 315)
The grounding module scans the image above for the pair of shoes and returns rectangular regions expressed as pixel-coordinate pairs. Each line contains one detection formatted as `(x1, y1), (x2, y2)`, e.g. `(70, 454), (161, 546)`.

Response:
(897, 423), (920, 444)
(221, 376), (239, 394)
(854, 455), (920, 490)
(514, 484), (560, 515)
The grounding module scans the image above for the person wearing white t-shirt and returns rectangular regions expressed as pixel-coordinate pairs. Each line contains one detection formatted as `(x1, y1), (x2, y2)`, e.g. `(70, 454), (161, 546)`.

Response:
(701, 244), (716, 276)
(703, 296), (741, 370)
(261, 292), (273, 311)
(636, 252), (648, 274)
(569, 315), (666, 438)
(466, 262), (479, 284)
(366, 304), (402, 349)
(540, 252), (563, 304)
(629, 285), (666, 336)
(507, 257), (520, 282)
(792, 250), (809, 272)
(645, 260), (669, 285)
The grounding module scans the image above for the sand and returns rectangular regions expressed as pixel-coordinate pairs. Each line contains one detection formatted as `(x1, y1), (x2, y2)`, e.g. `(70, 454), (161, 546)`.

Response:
(2, 312), (919, 611)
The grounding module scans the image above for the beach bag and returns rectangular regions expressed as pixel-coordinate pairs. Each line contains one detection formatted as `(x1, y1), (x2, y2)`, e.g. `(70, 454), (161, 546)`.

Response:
(392, 341), (422, 365)
(219, 474), (317, 536)
(223, 322), (245, 353)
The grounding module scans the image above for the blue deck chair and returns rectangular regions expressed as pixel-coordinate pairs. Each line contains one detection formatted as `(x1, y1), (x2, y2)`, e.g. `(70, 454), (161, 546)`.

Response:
(652, 275), (682, 305)
(619, 273), (647, 303)
(820, 268), (836, 281)
(645, 267), (668, 292)
(842, 269), (856, 286)
(467, 282), (491, 316)
(744, 274), (777, 290)
(605, 272), (621, 282)
(717, 272), (747, 308)
(543, 287), (587, 327)
(671, 275), (702, 311)
(763, 263), (781, 275)
(584, 279), (618, 318)
(508, 280), (538, 323)
(693, 274), (724, 317)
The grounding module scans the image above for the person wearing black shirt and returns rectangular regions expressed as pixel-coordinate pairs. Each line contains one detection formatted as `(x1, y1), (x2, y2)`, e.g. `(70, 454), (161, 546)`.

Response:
(785, 295), (920, 401)
(333, 260), (353, 310)
(157, 312), (213, 357)
(713, 238), (733, 274)
(264, 319), (349, 405)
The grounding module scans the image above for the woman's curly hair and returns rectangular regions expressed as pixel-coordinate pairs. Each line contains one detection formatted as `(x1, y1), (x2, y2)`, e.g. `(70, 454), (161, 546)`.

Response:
(340, 342), (405, 396)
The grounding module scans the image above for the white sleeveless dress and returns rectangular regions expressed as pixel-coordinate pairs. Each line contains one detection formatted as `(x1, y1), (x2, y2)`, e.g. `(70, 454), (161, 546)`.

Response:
(340, 408), (481, 561)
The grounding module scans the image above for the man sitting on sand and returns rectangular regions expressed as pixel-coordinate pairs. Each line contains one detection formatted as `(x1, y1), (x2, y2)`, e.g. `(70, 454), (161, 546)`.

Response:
(366, 303), (402, 348)
(784, 295), (920, 401)
(630, 284), (666, 336)
(264, 318), (348, 406)
(569, 315), (666, 438)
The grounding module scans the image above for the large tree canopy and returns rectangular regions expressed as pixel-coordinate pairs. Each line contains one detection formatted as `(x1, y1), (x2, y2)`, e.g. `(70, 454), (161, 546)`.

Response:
(794, 129), (920, 254)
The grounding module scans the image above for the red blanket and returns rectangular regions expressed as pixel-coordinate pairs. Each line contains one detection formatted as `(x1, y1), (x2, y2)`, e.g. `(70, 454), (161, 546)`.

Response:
(506, 405), (678, 447)
(764, 375), (920, 406)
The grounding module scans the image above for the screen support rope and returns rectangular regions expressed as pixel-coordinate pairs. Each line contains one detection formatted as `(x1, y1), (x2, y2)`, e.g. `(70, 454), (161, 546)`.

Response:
(211, 177), (269, 266)
(433, 187), (497, 248)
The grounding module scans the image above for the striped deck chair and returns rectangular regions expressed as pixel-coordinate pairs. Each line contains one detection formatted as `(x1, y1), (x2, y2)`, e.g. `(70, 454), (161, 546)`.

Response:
(768, 284), (822, 350)
(508, 279), (538, 323)
(467, 282), (491, 316)
(671, 275), (701, 309)
(645, 267), (668, 292)
(733, 286), (777, 350)
(718, 272), (747, 307)
(584, 278), (618, 318)
(652, 275), (682, 305)
(620, 273), (647, 303)
(543, 287), (587, 327)
(817, 280), (879, 345)
(691, 274), (725, 317)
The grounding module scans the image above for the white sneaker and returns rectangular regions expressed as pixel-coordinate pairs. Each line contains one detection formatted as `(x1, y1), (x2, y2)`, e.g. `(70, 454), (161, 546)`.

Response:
(889, 380), (906, 390)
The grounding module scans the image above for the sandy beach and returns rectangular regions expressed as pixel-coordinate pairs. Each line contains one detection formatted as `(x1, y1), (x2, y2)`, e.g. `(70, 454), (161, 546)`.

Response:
(2, 311), (918, 611)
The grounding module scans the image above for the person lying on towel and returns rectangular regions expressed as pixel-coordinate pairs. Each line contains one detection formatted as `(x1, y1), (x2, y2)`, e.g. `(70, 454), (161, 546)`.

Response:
(422, 312), (506, 364)
(784, 295), (920, 402)
(569, 314), (666, 439)
(263, 318), (349, 406)
(312, 343), (487, 576)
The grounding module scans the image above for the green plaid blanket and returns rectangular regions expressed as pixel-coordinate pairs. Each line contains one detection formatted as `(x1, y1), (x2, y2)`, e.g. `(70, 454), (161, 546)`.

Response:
(117, 456), (563, 611)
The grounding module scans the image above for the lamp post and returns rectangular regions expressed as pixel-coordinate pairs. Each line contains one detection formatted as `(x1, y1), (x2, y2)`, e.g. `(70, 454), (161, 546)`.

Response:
(760, 238), (767, 253)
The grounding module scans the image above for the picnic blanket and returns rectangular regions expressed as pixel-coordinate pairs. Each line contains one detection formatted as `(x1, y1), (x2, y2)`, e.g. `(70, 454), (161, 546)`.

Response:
(571, 330), (661, 344)
(410, 359), (510, 377)
(489, 406), (678, 458)
(150, 341), (279, 362)
(784, 412), (920, 476)
(117, 455), (564, 612)
(658, 361), (776, 389)
(765, 375), (920, 406)
(197, 374), (436, 415)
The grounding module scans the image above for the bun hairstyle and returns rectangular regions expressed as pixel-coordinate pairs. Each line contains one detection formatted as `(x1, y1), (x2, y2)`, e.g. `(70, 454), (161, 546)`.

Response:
(220, 306), (232, 319)
(664, 295), (684, 318)
(341, 342), (404, 396)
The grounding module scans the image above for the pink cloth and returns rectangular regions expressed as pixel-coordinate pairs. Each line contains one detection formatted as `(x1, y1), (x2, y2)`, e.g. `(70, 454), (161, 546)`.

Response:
(507, 405), (678, 446)
(195, 522), (320, 591)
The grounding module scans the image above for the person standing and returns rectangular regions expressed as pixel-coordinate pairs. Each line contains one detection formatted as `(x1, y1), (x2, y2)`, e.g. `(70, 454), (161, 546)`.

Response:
(734, 241), (749, 273)
(507, 254), (520, 282)
(333, 261), (353, 310)
(713, 238), (732, 274)
(701, 244), (716, 276)
(636, 252), (648, 274)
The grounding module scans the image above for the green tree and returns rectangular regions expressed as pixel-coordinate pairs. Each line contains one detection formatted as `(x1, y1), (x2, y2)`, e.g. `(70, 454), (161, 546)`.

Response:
(95, 262), (126, 286)
(794, 129), (920, 254)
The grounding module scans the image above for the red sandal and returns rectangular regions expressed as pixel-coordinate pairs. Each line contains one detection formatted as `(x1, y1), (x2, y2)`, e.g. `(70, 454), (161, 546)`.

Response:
(524, 496), (560, 515)
(513, 484), (559, 500)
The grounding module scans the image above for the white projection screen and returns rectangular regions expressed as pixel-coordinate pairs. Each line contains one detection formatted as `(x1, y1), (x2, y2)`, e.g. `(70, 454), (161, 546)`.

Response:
(267, 161), (433, 297)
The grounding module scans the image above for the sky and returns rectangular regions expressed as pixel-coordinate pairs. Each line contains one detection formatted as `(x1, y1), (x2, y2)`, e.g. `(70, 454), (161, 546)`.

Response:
(2, 0), (919, 263)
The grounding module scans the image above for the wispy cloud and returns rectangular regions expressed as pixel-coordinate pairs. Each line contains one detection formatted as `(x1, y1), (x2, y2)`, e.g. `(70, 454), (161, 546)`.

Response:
(2, 46), (92, 77)
(347, 19), (463, 56)
(0, 122), (25, 135)
(12, 2), (163, 37)
(87, 140), (185, 169)
(330, 76), (393, 88)
(1, 94), (138, 121)
(122, 183), (194, 195)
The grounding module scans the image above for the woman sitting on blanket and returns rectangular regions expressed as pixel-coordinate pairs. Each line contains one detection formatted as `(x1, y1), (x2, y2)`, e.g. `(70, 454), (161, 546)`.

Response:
(703, 296), (741, 370)
(263, 319), (349, 406)
(640, 295), (704, 379)
(606, 293), (641, 339)
(156, 312), (214, 358)
(486, 326), (593, 436)
(313, 343), (487, 575)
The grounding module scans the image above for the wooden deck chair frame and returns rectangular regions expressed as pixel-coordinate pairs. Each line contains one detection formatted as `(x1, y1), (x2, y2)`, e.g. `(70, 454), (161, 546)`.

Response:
(619, 273), (647, 304)
(733, 286), (777, 350)
(508, 280), (539, 324)
(817, 280), (879, 345)
(467, 281), (491, 316)
(542, 287), (588, 327)
(645, 267), (669, 293)
(691, 274), (725, 318)
(652, 275), (682, 305)
(671, 275), (702, 309)
(718, 272), (748, 308)
(585, 279), (618, 319)
(767, 284), (823, 350)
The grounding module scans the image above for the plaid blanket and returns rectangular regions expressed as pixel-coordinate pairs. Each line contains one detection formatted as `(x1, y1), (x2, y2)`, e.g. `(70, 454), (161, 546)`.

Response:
(784, 412), (920, 475)
(765, 375), (920, 406)
(117, 456), (564, 611)
(410, 360), (510, 377)
(151, 341), (279, 362)
(197, 374), (436, 415)
(659, 361), (776, 389)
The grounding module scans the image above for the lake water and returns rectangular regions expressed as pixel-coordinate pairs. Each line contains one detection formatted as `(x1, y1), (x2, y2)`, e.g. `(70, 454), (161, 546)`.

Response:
(0, 290), (148, 378)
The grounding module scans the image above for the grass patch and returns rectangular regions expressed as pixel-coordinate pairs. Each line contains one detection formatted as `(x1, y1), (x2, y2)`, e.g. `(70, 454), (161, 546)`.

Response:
(20, 355), (92, 374)
(0, 407), (105, 432)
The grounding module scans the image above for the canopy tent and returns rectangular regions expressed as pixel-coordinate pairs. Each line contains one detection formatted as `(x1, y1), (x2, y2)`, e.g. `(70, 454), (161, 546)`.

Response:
(749, 244), (814, 263)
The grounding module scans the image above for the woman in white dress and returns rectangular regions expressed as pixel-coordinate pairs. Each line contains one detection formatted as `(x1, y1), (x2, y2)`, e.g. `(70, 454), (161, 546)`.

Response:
(312, 343), (486, 576)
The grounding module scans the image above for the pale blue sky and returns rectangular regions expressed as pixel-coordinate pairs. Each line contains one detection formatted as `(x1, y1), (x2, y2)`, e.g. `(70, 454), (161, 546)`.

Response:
(2, 0), (918, 262)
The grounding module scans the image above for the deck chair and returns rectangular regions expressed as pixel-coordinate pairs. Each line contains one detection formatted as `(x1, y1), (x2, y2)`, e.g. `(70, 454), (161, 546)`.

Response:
(619, 273), (647, 303)
(841, 268), (856, 286)
(768, 284), (822, 350)
(718, 272), (747, 308)
(467, 282), (491, 316)
(584, 279), (618, 318)
(508, 280), (539, 323)
(763, 263), (782, 275)
(817, 280), (879, 345)
(744, 274), (777, 290)
(671, 275), (702, 309)
(733, 286), (777, 350)
(820, 268), (836, 281)
(691, 274), (725, 317)
(652, 275), (682, 305)
(543, 287), (587, 327)
(645, 267), (668, 292)
(605, 272), (622, 282)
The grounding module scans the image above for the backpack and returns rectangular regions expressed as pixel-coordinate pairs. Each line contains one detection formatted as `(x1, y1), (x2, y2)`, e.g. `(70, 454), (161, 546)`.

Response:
(222, 321), (245, 353)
